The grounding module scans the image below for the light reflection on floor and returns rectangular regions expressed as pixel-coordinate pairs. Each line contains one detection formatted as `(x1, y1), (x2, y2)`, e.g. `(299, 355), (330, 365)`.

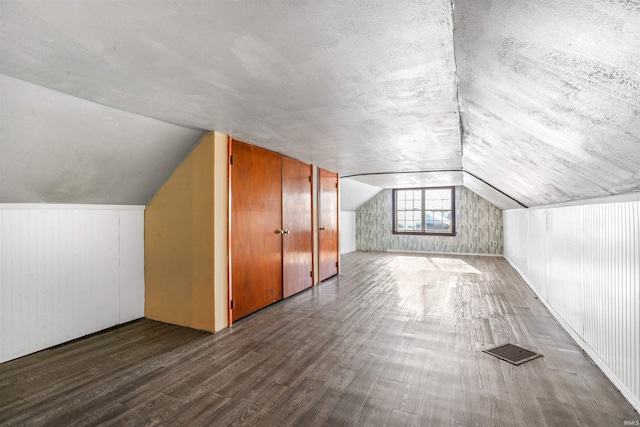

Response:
(431, 257), (482, 274)
(391, 255), (483, 274)
(390, 254), (483, 320)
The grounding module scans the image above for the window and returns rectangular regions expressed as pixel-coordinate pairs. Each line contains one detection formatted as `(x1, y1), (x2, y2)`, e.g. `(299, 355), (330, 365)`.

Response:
(392, 187), (455, 235)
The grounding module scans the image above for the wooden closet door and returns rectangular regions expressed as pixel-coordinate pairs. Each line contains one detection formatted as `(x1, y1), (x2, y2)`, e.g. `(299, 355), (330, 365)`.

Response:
(318, 168), (339, 281)
(282, 157), (313, 298)
(230, 140), (283, 321)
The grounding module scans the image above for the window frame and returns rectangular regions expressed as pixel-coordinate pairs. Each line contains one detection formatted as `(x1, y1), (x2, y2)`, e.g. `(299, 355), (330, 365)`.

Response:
(392, 186), (456, 236)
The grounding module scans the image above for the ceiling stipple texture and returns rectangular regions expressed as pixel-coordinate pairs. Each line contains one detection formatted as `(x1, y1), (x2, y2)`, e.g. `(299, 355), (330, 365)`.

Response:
(454, 0), (640, 207)
(1, 0), (638, 207)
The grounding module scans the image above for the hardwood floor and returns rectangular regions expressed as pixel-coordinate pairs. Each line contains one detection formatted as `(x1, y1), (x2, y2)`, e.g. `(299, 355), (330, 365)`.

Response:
(1, 252), (637, 426)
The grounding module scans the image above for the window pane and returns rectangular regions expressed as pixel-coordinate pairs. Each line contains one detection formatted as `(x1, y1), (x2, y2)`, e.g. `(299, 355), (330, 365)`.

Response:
(394, 187), (455, 234)
(425, 211), (434, 230)
(424, 188), (451, 210)
(433, 211), (444, 230)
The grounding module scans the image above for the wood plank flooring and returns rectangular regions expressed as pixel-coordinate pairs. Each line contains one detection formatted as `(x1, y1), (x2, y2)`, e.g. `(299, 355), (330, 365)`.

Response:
(1, 252), (637, 426)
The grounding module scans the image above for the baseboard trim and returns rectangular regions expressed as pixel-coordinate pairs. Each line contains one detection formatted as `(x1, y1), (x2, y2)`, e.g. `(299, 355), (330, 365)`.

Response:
(505, 258), (640, 414)
(384, 249), (503, 257)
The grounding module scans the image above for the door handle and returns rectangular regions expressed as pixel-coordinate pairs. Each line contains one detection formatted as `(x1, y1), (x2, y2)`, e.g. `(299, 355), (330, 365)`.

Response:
(319, 227), (325, 231)
(283, 229), (290, 235)
(275, 229), (284, 235)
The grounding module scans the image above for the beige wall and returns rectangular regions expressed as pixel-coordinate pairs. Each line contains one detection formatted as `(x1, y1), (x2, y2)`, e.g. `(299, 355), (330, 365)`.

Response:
(213, 132), (229, 331)
(145, 132), (228, 332)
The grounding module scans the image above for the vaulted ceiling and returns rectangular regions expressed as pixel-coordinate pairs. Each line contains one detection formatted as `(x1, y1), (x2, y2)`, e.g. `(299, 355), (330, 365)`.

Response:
(1, 0), (638, 208)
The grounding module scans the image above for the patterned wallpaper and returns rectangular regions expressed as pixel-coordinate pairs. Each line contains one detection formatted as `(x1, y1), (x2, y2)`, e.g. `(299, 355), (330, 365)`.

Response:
(356, 186), (503, 255)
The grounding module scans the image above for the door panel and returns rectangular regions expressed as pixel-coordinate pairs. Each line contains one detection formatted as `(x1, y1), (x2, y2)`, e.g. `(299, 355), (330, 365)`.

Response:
(282, 157), (313, 298)
(230, 140), (283, 321)
(318, 168), (339, 281)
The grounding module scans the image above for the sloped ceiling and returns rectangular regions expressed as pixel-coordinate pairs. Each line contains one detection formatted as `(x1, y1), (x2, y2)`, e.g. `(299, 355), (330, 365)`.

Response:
(0, 0), (638, 207)
(339, 178), (383, 212)
(0, 75), (202, 204)
(454, 0), (640, 207)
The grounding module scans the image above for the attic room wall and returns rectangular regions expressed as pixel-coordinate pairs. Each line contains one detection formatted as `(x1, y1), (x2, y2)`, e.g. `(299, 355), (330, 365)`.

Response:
(145, 132), (229, 333)
(0, 75), (203, 205)
(0, 204), (144, 363)
(356, 186), (503, 254)
(504, 198), (640, 411)
(0, 75), (202, 362)
(339, 178), (383, 255)
(340, 211), (356, 254)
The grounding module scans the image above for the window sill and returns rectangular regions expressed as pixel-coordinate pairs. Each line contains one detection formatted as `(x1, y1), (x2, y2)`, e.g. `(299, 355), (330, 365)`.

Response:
(392, 231), (456, 237)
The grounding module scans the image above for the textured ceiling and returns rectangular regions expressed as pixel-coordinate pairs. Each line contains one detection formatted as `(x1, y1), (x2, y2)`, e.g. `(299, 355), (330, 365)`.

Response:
(454, 0), (640, 207)
(0, 0), (638, 207)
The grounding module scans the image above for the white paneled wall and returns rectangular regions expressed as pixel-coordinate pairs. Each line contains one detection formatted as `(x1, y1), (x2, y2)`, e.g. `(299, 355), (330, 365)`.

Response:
(0, 204), (145, 363)
(118, 210), (145, 323)
(504, 200), (640, 412)
(340, 211), (356, 254)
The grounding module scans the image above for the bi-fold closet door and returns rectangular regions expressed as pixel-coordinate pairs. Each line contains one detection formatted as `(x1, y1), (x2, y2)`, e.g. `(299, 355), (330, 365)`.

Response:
(230, 139), (313, 322)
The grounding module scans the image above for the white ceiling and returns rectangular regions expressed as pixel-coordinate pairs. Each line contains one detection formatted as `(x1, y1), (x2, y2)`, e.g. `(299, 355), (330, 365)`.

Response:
(455, 0), (640, 207)
(1, 0), (638, 207)
(0, 75), (202, 203)
(339, 178), (383, 212)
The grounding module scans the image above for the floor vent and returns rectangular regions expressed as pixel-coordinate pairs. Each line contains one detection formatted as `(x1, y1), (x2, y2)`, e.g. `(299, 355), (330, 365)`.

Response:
(483, 343), (542, 365)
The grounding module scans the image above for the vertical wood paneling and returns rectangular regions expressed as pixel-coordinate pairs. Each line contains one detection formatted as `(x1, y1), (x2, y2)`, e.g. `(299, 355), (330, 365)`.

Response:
(504, 200), (640, 411)
(516, 208), (529, 275)
(632, 202), (639, 400)
(527, 209), (547, 300)
(119, 210), (145, 323)
(0, 204), (144, 363)
(503, 208), (518, 262)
